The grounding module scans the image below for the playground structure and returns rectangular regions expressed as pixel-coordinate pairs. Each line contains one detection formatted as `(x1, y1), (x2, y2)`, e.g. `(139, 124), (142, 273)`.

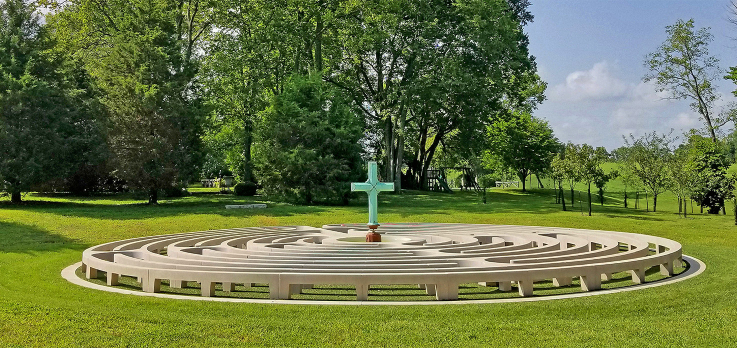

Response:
(426, 167), (481, 193)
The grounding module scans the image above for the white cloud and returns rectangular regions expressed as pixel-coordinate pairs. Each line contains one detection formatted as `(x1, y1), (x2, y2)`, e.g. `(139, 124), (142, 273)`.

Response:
(549, 61), (628, 101)
(671, 112), (701, 129)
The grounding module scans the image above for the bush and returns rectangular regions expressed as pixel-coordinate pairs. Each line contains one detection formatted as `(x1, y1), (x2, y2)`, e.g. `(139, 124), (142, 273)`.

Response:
(234, 182), (257, 196)
(254, 75), (363, 205)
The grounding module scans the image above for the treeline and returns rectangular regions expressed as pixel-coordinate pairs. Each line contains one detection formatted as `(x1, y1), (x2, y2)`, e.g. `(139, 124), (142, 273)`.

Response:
(0, 0), (544, 204)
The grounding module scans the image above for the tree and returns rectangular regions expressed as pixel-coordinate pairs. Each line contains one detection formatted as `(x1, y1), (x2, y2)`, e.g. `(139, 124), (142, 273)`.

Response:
(551, 153), (567, 211)
(487, 113), (558, 192)
(595, 170), (617, 207)
(645, 19), (727, 142)
(0, 0), (103, 203)
(687, 134), (735, 214)
(568, 144), (607, 216)
(330, 0), (544, 190)
(254, 75), (363, 205)
(202, 0), (320, 184)
(52, 0), (211, 204)
(561, 143), (582, 207)
(667, 145), (696, 217)
(622, 132), (673, 212)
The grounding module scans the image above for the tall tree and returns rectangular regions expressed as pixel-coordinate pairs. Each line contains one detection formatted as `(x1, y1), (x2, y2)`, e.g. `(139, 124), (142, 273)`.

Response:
(551, 153), (567, 211)
(254, 74), (363, 205)
(330, 0), (544, 190)
(572, 144), (607, 216)
(667, 144), (696, 217)
(687, 134), (735, 214)
(487, 113), (558, 192)
(0, 0), (103, 203)
(622, 132), (673, 212)
(645, 19), (726, 142)
(52, 0), (211, 204)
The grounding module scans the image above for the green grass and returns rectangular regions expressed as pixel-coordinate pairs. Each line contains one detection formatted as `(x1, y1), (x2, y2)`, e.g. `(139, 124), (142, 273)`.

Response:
(1, 177), (737, 347)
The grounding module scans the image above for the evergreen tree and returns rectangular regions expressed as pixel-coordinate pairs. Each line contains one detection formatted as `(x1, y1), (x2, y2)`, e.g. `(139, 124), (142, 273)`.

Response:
(0, 0), (103, 202)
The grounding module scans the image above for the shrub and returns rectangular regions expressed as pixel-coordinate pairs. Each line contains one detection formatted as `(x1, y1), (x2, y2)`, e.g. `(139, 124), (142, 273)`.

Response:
(254, 75), (363, 205)
(234, 182), (257, 196)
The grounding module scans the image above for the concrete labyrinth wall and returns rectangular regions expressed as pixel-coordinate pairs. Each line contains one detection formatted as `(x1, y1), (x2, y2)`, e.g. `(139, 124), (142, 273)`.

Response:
(72, 223), (694, 302)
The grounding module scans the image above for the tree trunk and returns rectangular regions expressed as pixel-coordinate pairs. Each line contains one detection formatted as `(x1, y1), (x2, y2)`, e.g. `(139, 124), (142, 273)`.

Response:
(652, 193), (656, 212)
(520, 172), (527, 192)
(11, 191), (21, 203)
(148, 188), (158, 205)
(684, 199), (687, 218)
(624, 189), (627, 208)
(537, 174), (544, 188)
(385, 116), (393, 182)
(587, 183), (592, 216)
(415, 122), (428, 189)
(394, 106), (407, 192)
(678, 197), (682, 215)
(314, 3), (323, 71)
(570, 187), (574, 208)
(560, 184), (566, 211)
(243, 121), (254, 183)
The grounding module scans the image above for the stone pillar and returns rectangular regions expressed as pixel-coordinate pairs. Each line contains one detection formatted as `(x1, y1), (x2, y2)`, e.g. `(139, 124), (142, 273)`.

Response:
(553, 277), (572, 287)
(497, 281), (512, 292)
(107, 273), (119, 286)
(601, 273), (612, 281)
(580, 274), (601, 291)
(660, 261), (673, 276)
(435, 283), (458, 300)
(517, 280), (534, 297)
(170, 280), (187, 288)
(222, 282), (236, 292)
(201, 282), (216, 297)
(425, 284), (436, 296)
(269, 284), (280, 300)
(356, 284), (369, 301)
(143, 278), (161, 293)
(85, 267), (98, 280)
(630, 268), (646, 284)
(418, 284), (426, 290)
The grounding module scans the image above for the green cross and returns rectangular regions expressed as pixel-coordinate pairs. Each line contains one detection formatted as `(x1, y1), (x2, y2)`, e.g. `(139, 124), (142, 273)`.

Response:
(351, 161), (394, 227)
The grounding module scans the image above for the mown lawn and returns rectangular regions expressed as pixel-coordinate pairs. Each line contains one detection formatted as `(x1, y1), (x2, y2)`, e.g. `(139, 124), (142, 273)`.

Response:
(1, 179), (736, 347)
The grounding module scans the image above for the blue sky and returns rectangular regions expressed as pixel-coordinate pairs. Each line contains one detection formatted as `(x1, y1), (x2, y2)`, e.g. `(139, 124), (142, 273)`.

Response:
(526, 0), (737, 150)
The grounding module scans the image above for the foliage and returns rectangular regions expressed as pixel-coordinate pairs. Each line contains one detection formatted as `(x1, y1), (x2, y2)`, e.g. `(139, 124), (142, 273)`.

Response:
(254, 75), (364, 205)
(51, 0), (211, 204)
(0, 0), (104, 202)
(550, 152), (567, 210)
(234, 182), (257, 196)
(687, 134), (735, 214)
(622, 132), (673, 212)
(487, 113), (559, 192)
(644, 19), (728, 141)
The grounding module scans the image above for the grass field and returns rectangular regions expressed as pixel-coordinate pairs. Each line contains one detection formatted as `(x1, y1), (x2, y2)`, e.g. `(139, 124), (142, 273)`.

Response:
(1, 176), (737, 347)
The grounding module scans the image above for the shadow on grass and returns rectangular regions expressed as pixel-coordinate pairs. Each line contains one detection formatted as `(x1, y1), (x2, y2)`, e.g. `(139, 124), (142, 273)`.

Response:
(0, 188), (672, 223)
(0, 221), (84, 253)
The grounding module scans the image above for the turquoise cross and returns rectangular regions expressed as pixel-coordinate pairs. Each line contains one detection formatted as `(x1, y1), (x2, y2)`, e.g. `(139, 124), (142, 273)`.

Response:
(351, 161), (394, 227)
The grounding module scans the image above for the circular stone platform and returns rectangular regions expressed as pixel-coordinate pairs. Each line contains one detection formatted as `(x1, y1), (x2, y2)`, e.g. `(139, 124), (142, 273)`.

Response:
(69, 223), (697, 303)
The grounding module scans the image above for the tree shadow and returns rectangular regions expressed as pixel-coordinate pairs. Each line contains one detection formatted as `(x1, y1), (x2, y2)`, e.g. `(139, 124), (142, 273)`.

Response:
(0, 221), (83, 253)
(1, 188), (673, 223)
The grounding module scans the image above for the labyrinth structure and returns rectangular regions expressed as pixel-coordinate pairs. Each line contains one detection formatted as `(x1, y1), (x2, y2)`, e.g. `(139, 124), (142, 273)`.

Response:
(79, 223), (685, 301)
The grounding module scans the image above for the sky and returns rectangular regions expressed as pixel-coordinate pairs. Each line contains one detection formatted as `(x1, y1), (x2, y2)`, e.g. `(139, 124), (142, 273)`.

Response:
(525, 0), (737, 150)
